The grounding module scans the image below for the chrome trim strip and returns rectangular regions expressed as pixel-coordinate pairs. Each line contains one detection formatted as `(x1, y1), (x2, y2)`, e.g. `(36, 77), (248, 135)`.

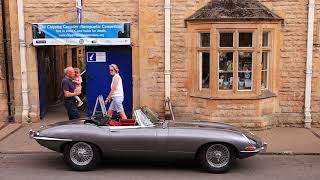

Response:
(34, 137), (72, 141)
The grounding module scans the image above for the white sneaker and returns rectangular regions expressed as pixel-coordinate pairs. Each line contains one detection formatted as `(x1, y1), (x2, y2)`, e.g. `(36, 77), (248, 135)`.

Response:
(77, 101), (84, 107)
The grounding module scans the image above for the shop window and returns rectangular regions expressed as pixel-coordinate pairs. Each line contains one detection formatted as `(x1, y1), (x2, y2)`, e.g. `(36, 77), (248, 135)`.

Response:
(218, 31), (254, 91)
(189, 26), (276, 98)
(186, 0), (281, 99)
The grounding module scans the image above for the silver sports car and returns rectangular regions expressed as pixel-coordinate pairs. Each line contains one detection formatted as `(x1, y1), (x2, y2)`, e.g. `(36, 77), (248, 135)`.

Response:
(29, 106), (267, 173)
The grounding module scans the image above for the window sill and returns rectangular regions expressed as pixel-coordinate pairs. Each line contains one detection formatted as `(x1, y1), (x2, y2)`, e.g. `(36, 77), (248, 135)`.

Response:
(190, 90), (276, 100)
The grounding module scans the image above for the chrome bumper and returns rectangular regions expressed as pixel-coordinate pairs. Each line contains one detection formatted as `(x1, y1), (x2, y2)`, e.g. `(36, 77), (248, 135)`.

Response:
(240, 143), (268, 153)
(238, 143), (267, 158)
(260, 142), (267, 153)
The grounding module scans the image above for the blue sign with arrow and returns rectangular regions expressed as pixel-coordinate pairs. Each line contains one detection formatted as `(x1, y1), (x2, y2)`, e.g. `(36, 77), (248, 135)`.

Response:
(86, 52), (106, 63)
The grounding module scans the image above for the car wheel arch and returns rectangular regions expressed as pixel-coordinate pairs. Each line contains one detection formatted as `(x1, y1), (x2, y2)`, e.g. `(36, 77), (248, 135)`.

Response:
(60, 141), (103, 157)
(195, 142), (239, 159)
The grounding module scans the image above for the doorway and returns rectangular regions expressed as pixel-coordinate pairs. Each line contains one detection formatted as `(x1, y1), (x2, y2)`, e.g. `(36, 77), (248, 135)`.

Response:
(85, 46), (133, 118)
(37, 45), (133, 119)
(37, 45), (85, 119)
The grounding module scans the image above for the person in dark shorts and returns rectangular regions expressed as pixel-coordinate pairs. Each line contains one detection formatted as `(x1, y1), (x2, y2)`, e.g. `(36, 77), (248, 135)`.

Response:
(62, 66), (81, 120)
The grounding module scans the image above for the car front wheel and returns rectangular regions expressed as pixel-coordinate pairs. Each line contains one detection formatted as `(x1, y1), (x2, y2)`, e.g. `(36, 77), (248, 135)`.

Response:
(64, 142), (101, 171)
(198, 143), (236, 173)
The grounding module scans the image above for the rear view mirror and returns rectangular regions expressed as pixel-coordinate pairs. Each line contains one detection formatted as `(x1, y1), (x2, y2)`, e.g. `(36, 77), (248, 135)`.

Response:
(163, 121), (169, 129)
(141, 106), (159, 123)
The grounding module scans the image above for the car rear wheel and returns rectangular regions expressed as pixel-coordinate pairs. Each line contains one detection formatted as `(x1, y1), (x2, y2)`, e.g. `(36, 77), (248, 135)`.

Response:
(198, 143), (236, 173)
(64, 142), (101, 171)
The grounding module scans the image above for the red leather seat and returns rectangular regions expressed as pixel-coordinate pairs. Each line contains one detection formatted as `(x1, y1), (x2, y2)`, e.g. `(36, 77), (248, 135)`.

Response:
(119, 119), (136, 126)
(108, 120), (121, 126)
(108, 119), (136, 126)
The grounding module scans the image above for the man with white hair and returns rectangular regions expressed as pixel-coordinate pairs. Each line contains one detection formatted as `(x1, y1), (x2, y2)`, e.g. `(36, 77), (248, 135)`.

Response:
(61, 66), (81, 120)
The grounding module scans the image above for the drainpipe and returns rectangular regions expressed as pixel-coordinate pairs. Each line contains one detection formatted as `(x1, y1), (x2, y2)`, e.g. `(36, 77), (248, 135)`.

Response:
(304, 0), (315, 128)
(164, 0), (171, 118)
(17, 0), (30, 122)
(164, 0), (171, 99)
(1, 0), (13, 122)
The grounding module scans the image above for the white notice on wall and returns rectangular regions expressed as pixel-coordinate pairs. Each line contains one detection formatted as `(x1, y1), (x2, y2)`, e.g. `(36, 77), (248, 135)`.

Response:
(87, 52), (107, 63)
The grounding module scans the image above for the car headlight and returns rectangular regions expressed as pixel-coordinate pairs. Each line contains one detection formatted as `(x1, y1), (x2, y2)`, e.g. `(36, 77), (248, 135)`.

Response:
(242, 134), (257, 145)
(29, 129), (40, 138)
(248, 137), (257, 145)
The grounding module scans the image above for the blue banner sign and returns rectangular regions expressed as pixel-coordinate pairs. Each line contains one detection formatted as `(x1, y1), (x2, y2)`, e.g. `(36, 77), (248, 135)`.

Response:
(32, 23), (130, 46)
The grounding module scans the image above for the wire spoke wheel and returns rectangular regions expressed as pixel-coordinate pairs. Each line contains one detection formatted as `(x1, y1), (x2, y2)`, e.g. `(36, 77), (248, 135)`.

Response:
(70, 142), (94, 166)
(205, 144), (230, 168)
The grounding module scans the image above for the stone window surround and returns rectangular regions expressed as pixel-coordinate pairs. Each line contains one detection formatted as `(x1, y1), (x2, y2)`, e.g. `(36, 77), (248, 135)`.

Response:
(187, 23), (280, 100)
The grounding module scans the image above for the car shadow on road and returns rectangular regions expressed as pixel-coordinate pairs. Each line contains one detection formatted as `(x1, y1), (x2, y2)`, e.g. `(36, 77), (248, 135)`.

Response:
(99, 158), (201, 172)
(96, 157), (255, 174)
(35, 153), (256, 174)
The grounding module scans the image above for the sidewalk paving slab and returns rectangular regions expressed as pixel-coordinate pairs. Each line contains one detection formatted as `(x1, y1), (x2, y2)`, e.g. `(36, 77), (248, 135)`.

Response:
(0, 123), (53, 153)
(0, 122), (5, 129)
(0, 123), (22, 142)
(0, 105), (82, 153)
(311, 128), (320, 136)
(253, 127), (320, 154)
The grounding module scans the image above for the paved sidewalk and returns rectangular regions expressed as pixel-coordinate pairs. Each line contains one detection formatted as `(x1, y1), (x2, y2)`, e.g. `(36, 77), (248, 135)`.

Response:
(0, 122), (5, 129)
(312, 128), (320, 138)
(0, 105), (81, 153)
(0, 123), (21, 142)
(253, 128), (320, 154)
(0, 122), (53, 153)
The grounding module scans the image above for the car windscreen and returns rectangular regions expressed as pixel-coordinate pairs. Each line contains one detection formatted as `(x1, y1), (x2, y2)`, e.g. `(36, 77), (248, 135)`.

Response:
(140, 106), (160, 123)
(135, 109), (154, 127)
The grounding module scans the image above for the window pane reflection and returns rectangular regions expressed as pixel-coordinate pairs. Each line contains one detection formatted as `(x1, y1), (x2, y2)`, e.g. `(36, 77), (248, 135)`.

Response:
(200, 33), (210, 47)
(220, 32), (233, 47)
(261, 52), (268, 89)
(239, 32), (253, 47)
(201, 52), (210, 89)
(261, 71), (268, 89)
(262, 32), (269, 47)
(219, 52), (233, 90)
(238, 52), (252, 90)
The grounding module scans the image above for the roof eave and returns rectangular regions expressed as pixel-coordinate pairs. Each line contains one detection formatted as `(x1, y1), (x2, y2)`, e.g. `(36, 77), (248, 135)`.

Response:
(184, 17), (284, 27)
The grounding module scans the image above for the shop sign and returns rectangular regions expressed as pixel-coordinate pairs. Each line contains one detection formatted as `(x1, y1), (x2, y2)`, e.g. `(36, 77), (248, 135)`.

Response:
(32, 23), (130, 46)
(86, 52), (107, 63)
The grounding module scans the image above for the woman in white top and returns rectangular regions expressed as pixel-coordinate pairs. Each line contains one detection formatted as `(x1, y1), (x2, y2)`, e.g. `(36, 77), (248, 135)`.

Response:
(106, 64), (127, 119)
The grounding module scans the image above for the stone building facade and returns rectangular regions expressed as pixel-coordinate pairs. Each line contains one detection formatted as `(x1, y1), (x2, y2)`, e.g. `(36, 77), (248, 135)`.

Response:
(1, 0), (320, 128)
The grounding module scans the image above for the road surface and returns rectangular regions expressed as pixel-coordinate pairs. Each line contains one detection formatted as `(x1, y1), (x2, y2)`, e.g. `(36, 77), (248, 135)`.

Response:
(0, 153), (319, 180)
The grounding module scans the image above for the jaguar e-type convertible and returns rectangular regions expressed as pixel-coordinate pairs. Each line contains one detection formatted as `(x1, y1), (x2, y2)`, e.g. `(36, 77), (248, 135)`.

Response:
(29, 106), (267, 173)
